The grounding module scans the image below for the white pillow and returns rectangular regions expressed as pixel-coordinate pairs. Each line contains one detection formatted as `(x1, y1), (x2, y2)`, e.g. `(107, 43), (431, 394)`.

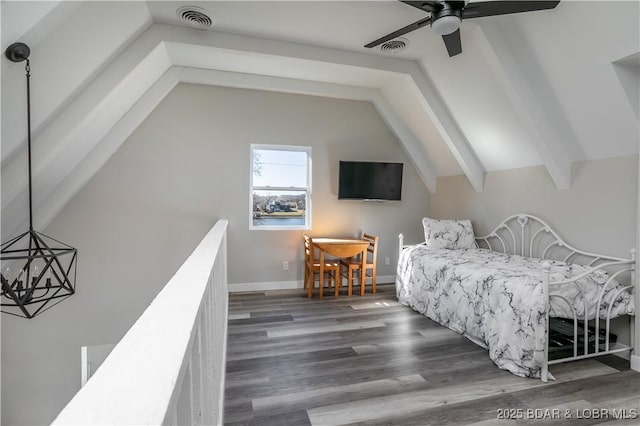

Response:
(422, 217), (475, 250)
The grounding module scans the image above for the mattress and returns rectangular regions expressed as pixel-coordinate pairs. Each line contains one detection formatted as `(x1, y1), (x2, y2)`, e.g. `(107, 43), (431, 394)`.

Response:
(395, 245), (634, 378)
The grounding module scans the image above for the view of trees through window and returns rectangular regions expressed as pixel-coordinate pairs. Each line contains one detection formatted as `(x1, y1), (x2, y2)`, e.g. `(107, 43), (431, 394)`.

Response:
(251, 146), (310, 229)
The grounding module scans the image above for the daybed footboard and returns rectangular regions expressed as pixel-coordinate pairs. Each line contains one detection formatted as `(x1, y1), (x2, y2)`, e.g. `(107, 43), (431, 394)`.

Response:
(540, 255), (635, 382)
(397, 214), (636, 382)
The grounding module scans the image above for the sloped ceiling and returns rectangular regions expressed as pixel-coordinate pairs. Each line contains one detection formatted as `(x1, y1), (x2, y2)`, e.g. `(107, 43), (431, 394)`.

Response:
(2, 1), (639, 239)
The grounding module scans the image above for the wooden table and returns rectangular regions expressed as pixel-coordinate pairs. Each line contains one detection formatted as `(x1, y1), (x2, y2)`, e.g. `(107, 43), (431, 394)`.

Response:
(310, 238), (369, 298)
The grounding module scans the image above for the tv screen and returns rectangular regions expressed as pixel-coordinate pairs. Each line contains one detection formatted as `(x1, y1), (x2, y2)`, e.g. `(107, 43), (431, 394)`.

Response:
(338, 161), (403, 201)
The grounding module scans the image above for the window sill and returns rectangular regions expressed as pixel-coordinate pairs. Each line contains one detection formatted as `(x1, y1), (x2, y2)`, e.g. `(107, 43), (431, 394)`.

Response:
(249, 225), (311, 231)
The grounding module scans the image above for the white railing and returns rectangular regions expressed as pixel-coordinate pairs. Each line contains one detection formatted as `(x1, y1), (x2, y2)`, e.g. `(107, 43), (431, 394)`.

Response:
(53, 220), (229, 425)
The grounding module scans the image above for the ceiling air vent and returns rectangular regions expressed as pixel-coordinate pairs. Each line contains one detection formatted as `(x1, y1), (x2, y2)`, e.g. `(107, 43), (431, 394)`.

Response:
(177, 6), (213, 29)
(380, 37), (409, 54)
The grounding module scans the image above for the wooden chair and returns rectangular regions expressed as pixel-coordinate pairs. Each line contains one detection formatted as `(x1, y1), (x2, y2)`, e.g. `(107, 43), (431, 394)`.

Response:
(303, 234), (340, 298)
(340, 234), (379, 296)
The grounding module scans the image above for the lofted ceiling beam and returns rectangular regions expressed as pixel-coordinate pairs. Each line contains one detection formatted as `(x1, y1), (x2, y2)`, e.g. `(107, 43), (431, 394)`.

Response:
(160, 25), (482, 190)
(382, 72), (484, 192)
(1, 1), (152, 166)
(2, 23), (478, 237)
(369, 94), (438, 194)
(612, 52), (640, 120)
(35, 66), (186, 236)
(1, 33), (173, 238)
(476, 21), (575, 190)
(11, 67), (437, 237)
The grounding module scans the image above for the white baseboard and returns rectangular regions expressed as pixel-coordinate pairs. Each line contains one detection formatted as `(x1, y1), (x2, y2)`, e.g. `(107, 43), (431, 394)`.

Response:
(228, 275), (396, 293)
(613, 350), (630, 361)
(228, 280), (303, 292)
(631, 354), (640, 372)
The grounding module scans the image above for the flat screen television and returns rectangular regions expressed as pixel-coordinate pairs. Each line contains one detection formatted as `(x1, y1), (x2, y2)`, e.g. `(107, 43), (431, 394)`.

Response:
(338, 161), (403, 201)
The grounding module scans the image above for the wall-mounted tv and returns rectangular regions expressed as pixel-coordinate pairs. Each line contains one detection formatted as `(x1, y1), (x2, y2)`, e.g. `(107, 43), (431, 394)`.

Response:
(338, 161), (403, 201)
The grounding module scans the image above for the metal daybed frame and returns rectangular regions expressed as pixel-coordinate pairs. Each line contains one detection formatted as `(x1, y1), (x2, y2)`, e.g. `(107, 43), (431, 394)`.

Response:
(398, 214), (636, 382)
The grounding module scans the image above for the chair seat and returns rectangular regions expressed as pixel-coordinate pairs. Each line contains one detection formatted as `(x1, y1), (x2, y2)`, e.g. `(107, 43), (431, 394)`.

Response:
(340, 257), (375, 270)
(340, 258), (371, 267)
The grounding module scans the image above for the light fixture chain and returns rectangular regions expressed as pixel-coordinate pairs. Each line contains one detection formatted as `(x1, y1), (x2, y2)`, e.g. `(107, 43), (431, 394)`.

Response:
(25, 58), (33, 231)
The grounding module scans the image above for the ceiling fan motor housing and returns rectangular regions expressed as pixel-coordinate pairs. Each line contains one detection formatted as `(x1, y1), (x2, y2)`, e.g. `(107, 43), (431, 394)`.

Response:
(431, 2), (464, 35)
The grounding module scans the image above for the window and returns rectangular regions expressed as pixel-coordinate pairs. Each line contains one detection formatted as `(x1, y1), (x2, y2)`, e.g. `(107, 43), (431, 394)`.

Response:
(250, 144), (311, 230)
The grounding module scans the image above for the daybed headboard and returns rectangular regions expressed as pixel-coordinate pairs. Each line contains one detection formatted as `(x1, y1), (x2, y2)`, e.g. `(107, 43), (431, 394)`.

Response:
(399, 214), (634, 267)
(474, 214), (633, 266)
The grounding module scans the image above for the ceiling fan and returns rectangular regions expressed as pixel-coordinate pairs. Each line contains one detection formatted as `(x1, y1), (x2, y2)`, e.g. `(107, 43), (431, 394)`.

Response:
(365, 1), (560, 57)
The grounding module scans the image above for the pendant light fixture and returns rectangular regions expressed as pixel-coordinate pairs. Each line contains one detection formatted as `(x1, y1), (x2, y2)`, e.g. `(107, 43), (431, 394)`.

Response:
(1, 42), (78, 319)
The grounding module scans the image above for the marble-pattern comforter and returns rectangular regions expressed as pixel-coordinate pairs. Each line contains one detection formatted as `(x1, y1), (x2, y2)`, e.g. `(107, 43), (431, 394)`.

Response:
(395, 246), (634, 378)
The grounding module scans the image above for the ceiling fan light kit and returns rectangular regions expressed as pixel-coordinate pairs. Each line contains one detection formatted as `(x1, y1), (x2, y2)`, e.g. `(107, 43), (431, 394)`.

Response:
(366, 0), (561, 57)
(431, 15), (461, 35)
(430, 2), (463, 35)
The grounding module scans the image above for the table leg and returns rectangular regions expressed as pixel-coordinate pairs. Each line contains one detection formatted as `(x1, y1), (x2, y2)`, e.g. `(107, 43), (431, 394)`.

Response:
(307, 264), (313, 298)
(360, 248), (366, 296)
(319, 250), (324, 299)
(372, 268), (377, 294)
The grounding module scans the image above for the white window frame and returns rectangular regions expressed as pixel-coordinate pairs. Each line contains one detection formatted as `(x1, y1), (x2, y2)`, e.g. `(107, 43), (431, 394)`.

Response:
(249, 144), (312, 231)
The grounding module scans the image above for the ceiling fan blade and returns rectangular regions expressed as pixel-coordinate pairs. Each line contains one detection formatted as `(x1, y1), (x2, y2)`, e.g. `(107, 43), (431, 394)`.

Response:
(441, 29), (462, 57)
(364, 17), (431, 48)
(401, 1), (442, 13)
(463, 1), (560, 19)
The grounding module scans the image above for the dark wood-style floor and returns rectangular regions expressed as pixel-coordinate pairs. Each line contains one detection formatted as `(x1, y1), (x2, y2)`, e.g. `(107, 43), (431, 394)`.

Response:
(224, 284), (639, 425)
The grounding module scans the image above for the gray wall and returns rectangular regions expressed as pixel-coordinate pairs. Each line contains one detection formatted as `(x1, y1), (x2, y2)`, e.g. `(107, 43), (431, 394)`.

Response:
(431, 155), (638, 259)
(430, 155), (638, 348)
(1, 83), (429, 425)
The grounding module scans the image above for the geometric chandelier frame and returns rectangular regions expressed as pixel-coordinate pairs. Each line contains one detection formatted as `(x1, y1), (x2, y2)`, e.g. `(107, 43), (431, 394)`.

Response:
(1, 230), (77, 318)
(1, 42), (78, 319)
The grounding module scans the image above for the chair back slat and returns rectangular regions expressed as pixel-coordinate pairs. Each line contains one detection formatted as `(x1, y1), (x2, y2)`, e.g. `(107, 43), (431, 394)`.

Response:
(363, 233), (379, 266)
(304, 234), (319, 263)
